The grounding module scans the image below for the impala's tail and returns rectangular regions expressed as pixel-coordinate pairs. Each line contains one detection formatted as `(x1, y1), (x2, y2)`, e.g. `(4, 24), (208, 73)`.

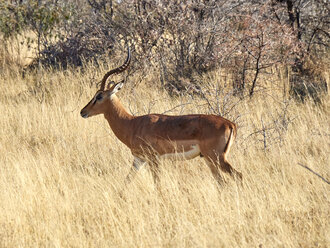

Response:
(223, 125), (236, 156)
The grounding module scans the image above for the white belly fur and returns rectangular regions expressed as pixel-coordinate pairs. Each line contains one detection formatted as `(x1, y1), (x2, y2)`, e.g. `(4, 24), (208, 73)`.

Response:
(160, 144), (201, 160)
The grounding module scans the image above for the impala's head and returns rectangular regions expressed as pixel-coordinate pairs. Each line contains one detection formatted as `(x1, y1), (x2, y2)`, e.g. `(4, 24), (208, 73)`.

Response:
(80, 48), (131, 118)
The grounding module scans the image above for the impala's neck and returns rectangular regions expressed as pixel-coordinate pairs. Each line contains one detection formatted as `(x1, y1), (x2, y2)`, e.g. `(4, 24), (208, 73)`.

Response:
(103, 95), (134, 147)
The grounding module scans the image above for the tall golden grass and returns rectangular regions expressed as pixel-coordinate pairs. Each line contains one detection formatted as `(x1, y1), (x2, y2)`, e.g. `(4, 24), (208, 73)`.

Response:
(0, 47), (329, 247)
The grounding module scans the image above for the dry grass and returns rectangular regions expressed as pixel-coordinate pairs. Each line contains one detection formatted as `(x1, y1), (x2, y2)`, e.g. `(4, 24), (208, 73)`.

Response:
(0, 58), (329, 247)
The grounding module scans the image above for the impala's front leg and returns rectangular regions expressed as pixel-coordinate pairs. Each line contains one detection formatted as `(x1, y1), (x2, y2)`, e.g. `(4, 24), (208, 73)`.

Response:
(124, 156), (146, 185)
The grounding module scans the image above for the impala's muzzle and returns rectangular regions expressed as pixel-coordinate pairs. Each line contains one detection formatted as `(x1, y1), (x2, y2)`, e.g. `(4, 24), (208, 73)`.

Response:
(80, 109), (89, 118)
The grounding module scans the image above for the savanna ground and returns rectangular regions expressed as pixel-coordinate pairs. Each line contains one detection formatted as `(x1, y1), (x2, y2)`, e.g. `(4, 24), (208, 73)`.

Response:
(0, 44), (329, 247)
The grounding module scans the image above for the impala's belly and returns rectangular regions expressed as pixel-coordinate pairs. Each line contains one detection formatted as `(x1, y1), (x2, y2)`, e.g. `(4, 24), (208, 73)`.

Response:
(160, 143), (201, 160)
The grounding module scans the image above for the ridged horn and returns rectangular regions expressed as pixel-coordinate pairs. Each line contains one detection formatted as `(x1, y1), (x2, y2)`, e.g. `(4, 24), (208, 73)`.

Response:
(100, 47), (131, 91)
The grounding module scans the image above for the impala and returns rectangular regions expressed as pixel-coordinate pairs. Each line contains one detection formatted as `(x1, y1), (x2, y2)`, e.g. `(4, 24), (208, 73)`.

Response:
(80, 48), (242, 184)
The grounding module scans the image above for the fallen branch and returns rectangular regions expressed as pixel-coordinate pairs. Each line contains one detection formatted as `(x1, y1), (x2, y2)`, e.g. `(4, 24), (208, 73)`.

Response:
(298, 163), (330, 185)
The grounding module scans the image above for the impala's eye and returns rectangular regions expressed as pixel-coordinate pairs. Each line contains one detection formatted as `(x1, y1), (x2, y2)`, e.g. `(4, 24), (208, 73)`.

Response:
(96, 93), (103, 101)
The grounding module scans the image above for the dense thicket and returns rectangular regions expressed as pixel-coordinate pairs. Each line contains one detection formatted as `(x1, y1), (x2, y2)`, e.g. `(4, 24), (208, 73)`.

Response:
(0, 0), (328, 100)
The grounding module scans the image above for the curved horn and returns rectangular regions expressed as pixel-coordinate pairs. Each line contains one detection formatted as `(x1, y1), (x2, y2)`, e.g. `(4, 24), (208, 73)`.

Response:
(100, 47), (131, 91)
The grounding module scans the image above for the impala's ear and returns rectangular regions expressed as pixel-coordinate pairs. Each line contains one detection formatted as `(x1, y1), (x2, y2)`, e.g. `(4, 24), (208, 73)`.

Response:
(109, 82), (124, 96)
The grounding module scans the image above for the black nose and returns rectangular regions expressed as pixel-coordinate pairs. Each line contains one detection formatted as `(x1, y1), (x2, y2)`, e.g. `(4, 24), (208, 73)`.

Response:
(80, 110), (88, 118)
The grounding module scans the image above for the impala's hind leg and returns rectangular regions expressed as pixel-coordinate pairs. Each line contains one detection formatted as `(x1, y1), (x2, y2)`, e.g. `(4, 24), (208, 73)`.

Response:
(203, 154), (224, 184)
(202, 126), (242, 182)
(204, 152), (242, 182)
(218, 154), (242, 180)
(149, 158), (161, 185)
